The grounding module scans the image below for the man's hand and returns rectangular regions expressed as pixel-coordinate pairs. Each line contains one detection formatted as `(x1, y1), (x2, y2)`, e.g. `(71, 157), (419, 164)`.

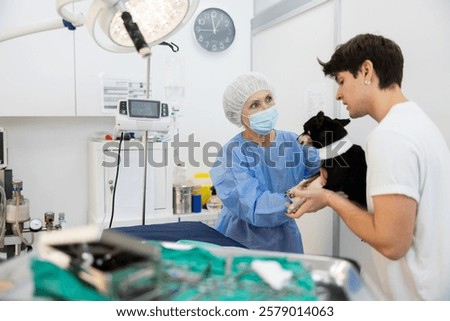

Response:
(285, 187), (333, 219)
(285, 174), (321, 214)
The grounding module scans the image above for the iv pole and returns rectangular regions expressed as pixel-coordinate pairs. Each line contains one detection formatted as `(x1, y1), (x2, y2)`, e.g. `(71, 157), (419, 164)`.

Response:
(142, 53), (151, 225)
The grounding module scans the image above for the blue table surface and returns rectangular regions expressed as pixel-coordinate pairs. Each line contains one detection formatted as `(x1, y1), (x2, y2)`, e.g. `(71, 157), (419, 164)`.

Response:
(111, 221), (247, 248)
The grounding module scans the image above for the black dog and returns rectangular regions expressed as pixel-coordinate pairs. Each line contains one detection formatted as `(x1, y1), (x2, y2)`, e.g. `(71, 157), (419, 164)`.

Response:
(286, 111), (367, 213)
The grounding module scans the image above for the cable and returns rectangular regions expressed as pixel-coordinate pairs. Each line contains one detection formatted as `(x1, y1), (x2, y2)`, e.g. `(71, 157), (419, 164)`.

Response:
(0, 185), (6, 245)
(109, 132), (124, 229)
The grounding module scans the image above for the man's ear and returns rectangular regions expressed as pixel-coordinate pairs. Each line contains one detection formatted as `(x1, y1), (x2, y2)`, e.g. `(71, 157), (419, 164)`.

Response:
(361, 60), (374, 81)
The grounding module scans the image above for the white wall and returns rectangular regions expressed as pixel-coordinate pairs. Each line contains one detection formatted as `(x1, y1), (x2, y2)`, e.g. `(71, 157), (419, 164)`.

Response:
(252, 0), (336, 257)
(161, 0), (253, 177)
(0, 0), (253, 227)
(1, 117), (114, 225)
(251, 0), (450, 286)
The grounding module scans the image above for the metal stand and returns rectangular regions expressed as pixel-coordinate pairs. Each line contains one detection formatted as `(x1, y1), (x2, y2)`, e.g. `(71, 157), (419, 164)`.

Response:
(142, 53), (152, 226)
(142, 130), (148, 225)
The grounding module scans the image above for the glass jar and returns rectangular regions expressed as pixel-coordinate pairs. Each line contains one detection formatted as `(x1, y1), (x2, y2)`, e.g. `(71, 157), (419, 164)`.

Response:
(206, 186), (222, 214)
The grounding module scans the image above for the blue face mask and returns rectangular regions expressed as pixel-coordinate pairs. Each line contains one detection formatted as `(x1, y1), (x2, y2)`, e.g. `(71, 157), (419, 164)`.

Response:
(245, 106), (279, 135)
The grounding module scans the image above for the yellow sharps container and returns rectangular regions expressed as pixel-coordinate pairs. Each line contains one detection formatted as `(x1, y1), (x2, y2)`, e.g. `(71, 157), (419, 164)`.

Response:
(192, 172), (212, 207)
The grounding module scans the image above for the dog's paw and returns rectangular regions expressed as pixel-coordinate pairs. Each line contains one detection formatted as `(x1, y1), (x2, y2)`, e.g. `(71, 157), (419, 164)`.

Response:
(285, 187), (296, 199)
(285, 197), (305, 214)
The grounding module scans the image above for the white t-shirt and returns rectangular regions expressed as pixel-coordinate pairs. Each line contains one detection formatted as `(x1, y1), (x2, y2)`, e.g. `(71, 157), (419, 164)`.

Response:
(366, 101), (450, 300)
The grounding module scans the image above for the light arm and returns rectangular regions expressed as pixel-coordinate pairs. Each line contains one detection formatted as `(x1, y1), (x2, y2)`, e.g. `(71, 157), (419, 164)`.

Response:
(0, 0), (86, 43)
(0, 19), (65, 42)
(56, 0), (87, 26)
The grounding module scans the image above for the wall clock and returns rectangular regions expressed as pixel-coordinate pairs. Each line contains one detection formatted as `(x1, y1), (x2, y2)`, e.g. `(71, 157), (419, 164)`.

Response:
(193, 8), (235, 53)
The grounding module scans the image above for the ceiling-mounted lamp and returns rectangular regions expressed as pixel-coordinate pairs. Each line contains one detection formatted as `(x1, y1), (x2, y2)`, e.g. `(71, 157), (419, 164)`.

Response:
(1, 0), (199, 57)
(86, 0), (198, 55)
(62, 0), (199, 57)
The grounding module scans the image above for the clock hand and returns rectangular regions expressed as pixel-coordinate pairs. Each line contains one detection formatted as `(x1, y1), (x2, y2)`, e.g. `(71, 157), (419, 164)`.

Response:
(211, 15), (217, 34)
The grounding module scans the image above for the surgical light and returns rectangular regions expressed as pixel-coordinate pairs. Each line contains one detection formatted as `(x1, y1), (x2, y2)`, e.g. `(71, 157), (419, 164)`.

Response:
(108, 0), (189, 46)
(1, 0), (199, 57)
(83, 0), (199, 56)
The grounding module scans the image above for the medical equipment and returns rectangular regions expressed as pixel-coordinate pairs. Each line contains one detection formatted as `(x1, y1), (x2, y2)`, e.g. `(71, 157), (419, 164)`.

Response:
(37, 224), (162, 300)
(111, 98), (175, 227)
(0, 180), (33, 260)
(0, 0), (199, 58)
(0, 132), (67, 261)
(115, 99), (170, 132)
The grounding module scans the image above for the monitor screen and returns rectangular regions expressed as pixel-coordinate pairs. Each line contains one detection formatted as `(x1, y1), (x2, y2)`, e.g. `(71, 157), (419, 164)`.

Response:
(128, 99), (160, 118)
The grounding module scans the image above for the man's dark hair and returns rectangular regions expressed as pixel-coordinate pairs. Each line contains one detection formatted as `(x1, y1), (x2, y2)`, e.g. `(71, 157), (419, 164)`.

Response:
(318, 34), (404, 89)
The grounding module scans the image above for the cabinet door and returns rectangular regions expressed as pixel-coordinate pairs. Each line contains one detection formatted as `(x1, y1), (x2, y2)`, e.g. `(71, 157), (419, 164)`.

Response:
(92, 141), (173, 227)
(0, 0), (75, 116)
(148, 143), (172, 210)
(104, 147), (156, 227)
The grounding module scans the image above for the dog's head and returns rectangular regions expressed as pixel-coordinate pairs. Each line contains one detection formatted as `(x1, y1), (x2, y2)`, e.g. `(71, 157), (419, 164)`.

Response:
(301, 111), (350, 149)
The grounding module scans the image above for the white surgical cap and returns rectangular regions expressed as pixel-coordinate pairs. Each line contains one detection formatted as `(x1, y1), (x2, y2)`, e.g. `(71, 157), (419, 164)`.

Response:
(222, 72), (275, 127)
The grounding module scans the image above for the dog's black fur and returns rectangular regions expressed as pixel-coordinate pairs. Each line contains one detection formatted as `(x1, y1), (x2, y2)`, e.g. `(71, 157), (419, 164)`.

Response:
(301, 111), (367, 207)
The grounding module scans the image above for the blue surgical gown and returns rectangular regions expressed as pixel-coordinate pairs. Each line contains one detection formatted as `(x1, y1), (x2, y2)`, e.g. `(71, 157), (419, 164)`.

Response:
(209, 130), (320, 253)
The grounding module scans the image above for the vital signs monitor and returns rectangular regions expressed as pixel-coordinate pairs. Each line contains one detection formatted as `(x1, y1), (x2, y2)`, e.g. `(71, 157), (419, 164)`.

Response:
(115, 99), (170, 132)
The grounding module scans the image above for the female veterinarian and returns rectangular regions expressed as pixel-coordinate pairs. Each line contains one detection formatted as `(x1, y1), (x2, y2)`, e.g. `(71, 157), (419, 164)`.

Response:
(209, 72), (320, 253)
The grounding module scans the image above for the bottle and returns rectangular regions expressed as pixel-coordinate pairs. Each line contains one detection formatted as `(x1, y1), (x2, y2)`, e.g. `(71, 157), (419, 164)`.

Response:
(206, 186), (222, 214)
(173, 164), (188, 185)
(193, 172), (212, 207)
(57, 212), (67, 229)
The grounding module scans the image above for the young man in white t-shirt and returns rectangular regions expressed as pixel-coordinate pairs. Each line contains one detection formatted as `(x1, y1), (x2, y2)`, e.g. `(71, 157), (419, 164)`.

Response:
(287, 33), (450, 300)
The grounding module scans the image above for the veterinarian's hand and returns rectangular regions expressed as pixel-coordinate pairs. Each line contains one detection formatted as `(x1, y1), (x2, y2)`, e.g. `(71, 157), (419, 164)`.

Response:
(285, 188), (333, 219)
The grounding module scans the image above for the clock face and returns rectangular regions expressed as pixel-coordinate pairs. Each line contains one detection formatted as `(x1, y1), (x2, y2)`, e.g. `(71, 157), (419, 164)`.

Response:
(194, 8), (235, 52)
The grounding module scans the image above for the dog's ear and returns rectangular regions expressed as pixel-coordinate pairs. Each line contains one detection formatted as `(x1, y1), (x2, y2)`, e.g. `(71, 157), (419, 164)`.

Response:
(316, 111), (325, 125)
(334, 118), (350, 127)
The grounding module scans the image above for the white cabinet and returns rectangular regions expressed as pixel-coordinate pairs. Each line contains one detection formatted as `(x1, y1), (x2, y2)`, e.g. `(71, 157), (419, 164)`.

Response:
(88, 140), (173, 228)
(88, 139), (220, 228)
(0, 1), (150, 117)
(0, 0), (76, 116)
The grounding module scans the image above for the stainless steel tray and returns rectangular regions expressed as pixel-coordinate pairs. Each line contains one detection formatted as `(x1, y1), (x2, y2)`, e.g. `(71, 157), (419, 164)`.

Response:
(203, 246), (382, 300)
